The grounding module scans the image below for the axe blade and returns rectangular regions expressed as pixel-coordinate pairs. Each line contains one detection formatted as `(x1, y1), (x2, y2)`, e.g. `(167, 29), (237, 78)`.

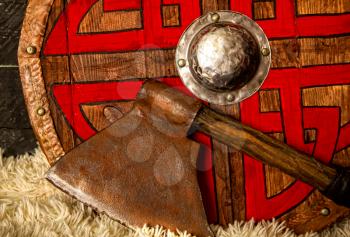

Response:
(47, 102), (213, 236)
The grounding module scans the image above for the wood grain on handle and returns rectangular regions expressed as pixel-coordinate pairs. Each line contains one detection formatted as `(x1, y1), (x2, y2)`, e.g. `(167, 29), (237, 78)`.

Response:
(193, 106), (337, 192)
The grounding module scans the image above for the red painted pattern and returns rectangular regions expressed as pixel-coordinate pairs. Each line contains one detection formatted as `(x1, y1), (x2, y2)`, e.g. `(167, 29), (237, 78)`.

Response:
(103, 0), (141, 11)
(47, 0), (350, 223)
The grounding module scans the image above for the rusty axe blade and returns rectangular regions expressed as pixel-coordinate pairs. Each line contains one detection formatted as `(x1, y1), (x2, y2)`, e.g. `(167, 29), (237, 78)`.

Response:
(47, 81), (213, 237)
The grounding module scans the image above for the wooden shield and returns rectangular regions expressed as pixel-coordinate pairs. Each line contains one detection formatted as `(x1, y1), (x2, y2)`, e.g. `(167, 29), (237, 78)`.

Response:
(18, 0), (350, 234)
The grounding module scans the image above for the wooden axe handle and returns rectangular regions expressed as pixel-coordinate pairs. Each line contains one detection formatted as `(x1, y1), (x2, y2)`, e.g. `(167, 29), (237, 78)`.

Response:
(193, 106), (350, 207)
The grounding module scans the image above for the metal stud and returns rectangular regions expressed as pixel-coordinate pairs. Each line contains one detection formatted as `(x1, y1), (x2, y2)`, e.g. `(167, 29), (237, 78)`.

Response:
(37, 107), (46, 116)
(226, 94), (234, 102)
(26, 46), (37, 55)
(261, 47), (270, 56)
(177, 59), (186, 68)
(320, 208), (330, 216)
(210, 13), (220, 23)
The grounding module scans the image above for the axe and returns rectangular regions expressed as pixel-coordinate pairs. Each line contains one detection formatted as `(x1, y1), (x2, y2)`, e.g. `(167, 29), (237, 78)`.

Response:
(47, 11), (350, 237)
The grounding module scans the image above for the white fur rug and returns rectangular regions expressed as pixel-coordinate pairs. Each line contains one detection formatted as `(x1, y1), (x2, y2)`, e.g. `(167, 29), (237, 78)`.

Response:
(0, 147), (349, 237)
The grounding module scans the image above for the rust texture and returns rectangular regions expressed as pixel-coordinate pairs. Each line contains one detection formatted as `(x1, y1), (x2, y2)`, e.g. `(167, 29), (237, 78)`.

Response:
(48, 81), (212, 236)
(137, 80), (202, 138)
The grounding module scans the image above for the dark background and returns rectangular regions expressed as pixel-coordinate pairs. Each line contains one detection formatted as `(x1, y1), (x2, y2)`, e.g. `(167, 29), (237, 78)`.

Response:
(0, 0), (37, 157)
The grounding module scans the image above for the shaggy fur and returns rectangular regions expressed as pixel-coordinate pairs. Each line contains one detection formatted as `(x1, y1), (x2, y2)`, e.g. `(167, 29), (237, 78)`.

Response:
(0, 147), (349, 237)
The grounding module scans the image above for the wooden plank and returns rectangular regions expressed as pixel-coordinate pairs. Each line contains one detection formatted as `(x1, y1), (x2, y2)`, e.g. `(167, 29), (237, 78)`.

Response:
(259, 89), (281, 112)
(0, 67), (36, 158)
(0, 128), (37, 157)
(162, 5), (180, 27)
(227, 104), (245, 221)
(44, 0), (65, 41)
(212, 104), (242, 224)
(70, 49), (177, 82)
(201, 0), (229, 14)
(79, 1), (142, 33)
(70, 52), (147, 82)
(81, 101), (134, 131)
(302, 85), (350, 126)
(271, 36), (350, 68)
(299, 36), (350, 67)
(253, 1), (275, 20)
(212, 139), (234, 225)
(270, 39), (300, 68)
(41, 56), (76, 152)
(333, 147), (350, 168)
(145, 49), (177, 78)
(0, 0), (27, 65)
(0, 68), (31, 128)
(304, 129), (317, 143)
(264, 133), (295, 198)
(296, 0), (350, 15)
(229, 150), (246, 220)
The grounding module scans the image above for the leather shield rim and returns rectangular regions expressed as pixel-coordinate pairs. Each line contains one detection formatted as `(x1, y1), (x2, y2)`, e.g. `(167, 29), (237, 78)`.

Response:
(18, 0), (65, 164)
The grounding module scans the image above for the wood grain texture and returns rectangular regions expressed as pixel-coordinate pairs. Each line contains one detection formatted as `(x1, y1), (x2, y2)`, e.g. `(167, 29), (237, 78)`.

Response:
(0, 67), (37, 157)
(228, 148), (246, 220)
(0, 0), (26, 65)
(162, 5), (180, 27)
(41, 56), (76, 153)
(299, 36), (350, 67)
(264, 133), (295, 198)
(81, 101), (134, 131)
(253, 1), (275, 20)
(0, 128), (37, 157)
(194, 107), (337, 191)
(302, 85), (350, 126)
(68, 36), (350, 82)
(0, 68), (31, 128)
(296, 0), (350, 15)
(211, 104), (243, 224)
(304, 129), (317, 143)
(211, 138), (234, 225)
(271, 36), (350, 68)
(79, 1), (142, 33)
(144, 49), (177, 78)
(270, 39), (300, 68)
(334, 147), (350, 168)
(280, 190), (350, 233)
(70, 49), (177, 82)
(201, 0), (229, 14)
(259, 90), (281, 112)
(44, 0), (65, 41)
(70, 52), (146, 82)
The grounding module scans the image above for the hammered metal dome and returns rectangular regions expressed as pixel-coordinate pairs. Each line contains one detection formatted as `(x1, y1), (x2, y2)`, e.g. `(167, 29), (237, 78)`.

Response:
(176, 11), (271, 105)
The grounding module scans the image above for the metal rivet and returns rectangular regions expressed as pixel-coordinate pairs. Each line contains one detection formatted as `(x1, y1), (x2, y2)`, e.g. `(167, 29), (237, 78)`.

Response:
(37, 107), (46, 116)
(261, 47), (270, 56)
(26, 46), (37, 55)
(177, 59), (186, 68)
(320, 208), (330, 216)
(211, 13), (220, 23)
(226, 94), (234, 102)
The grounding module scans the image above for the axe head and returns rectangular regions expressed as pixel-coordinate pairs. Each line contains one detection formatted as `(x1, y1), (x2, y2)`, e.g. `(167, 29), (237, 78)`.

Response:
(47, 81), (213, 236)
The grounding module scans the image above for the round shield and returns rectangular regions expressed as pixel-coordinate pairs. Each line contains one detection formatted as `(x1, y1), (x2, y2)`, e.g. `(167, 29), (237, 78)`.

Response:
(18, 0), (350, 234)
